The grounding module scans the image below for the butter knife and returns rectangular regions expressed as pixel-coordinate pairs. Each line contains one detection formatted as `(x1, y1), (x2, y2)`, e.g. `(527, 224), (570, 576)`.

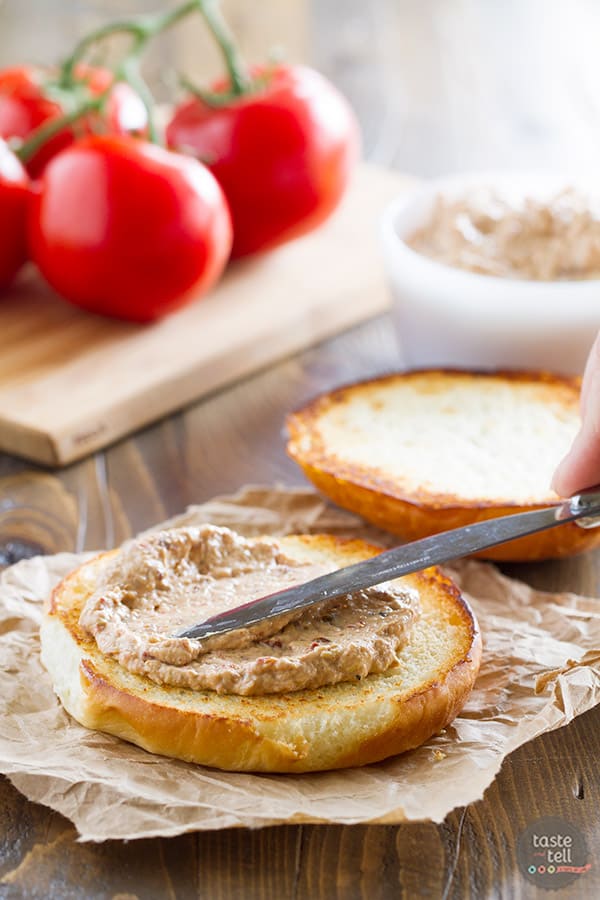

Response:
(177, 487), (600, 641)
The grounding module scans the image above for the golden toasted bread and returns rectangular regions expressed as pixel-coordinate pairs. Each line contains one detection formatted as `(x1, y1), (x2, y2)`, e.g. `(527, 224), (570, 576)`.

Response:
(41, 533), (480, 773)
(286, 370), (595, 561)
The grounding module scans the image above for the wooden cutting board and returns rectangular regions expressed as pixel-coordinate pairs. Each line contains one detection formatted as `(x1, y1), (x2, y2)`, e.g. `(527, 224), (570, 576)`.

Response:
(0, 164), (413, 466)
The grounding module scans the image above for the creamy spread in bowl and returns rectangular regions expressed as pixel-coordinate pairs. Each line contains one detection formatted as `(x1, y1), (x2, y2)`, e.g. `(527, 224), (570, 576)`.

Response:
(380, 172), (600, 374)
(407, 188), (600, 281)
(79, 525), (419, 696)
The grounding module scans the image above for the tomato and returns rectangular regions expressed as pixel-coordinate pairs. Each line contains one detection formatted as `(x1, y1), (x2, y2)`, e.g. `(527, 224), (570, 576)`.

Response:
(0, 139), (30, 289)
(28, 135), (232, 322)
(166, 65), (360, 258)
(0, 65), (147, 177)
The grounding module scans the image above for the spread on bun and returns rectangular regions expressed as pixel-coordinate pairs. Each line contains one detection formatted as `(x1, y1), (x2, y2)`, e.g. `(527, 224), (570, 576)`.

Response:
(41, 528), (481, 772)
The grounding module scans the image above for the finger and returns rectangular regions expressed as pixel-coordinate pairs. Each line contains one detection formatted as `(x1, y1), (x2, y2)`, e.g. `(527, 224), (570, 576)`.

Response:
(552, 390), (600, 495)
(552, 425), (600, 496)
(551, 330), (600, 496)
(580, 330), (600, 419)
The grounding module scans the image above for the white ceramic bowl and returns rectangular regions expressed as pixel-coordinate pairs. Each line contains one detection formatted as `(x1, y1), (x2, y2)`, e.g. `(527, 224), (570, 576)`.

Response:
(380, 172), (600, 375)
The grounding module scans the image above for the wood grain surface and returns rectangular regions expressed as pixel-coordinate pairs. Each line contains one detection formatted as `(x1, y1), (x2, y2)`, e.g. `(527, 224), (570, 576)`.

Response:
(2, 1), (600, 898)
(0, 164), (408, 466)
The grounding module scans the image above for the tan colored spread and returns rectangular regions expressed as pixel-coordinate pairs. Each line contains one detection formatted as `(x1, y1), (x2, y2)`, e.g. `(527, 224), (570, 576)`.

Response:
(407, 188), (600, 280)
(79, 526), (419, 696)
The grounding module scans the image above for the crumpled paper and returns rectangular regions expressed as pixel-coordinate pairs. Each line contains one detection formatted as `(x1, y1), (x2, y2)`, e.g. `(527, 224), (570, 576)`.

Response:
(1, 485), (600, 842)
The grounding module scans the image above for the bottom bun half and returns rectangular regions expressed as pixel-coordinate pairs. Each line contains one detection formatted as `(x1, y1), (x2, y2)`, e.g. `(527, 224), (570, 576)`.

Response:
(41, 535), (481, 773)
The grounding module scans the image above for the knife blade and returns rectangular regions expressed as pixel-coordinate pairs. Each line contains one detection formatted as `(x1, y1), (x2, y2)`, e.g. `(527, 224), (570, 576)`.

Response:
(176, 487), (600, 642)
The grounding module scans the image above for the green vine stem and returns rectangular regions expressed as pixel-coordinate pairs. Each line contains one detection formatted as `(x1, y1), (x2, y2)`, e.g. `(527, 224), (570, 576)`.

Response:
(16, 0), (252, 163)
(59, 1), (199, 88)
(118, 39), (160, 144)
(17, 96), (104, 162)
(58, 0), (203, 144)
(196, 0), (250, 95)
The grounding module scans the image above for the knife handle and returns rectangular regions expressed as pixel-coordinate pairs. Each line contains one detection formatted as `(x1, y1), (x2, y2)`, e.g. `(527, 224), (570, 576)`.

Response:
(569, 486), (600, 529)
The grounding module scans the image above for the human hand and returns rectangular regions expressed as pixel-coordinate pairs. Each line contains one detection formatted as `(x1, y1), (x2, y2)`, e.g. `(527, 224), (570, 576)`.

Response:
(552, 332), (600, 497)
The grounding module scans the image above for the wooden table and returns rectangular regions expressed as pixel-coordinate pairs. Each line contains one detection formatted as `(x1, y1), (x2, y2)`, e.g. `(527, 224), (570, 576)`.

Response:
(2, 313), (599, 899)
(2, 1), (600, 897)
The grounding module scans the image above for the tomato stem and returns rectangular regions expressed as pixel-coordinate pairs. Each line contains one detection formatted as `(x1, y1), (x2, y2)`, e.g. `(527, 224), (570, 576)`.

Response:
(16, 0), (251, 164)
(118, 36), (159, 144)
(56, 1), (201, 146)
(59, 1), (199, 88)
(195, 0), (250, 96)
(177, 74), (236, 108)
(59, 24), (143, 89)
(16, 96), (105, 163)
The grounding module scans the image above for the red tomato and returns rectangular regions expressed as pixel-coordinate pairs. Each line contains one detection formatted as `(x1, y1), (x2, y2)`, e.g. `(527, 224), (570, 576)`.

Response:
(0, 138), (30, 289)
(166, 65), (360, 258)
(29, 135), (232, 322)
(0, 65), (147, 177)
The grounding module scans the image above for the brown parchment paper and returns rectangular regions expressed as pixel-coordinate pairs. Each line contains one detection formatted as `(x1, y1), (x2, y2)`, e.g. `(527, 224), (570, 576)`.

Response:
(2, 485), (600, 842)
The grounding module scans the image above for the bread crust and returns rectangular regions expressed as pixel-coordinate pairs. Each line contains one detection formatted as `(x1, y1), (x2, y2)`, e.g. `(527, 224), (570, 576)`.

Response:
(41, 535), (481, 773)
(286, 369), (599, 561)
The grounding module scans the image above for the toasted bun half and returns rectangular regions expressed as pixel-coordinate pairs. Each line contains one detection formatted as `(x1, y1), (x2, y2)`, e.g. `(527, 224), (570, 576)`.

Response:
(286, 369), (596, 562)
(41, 534), (480, 773)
